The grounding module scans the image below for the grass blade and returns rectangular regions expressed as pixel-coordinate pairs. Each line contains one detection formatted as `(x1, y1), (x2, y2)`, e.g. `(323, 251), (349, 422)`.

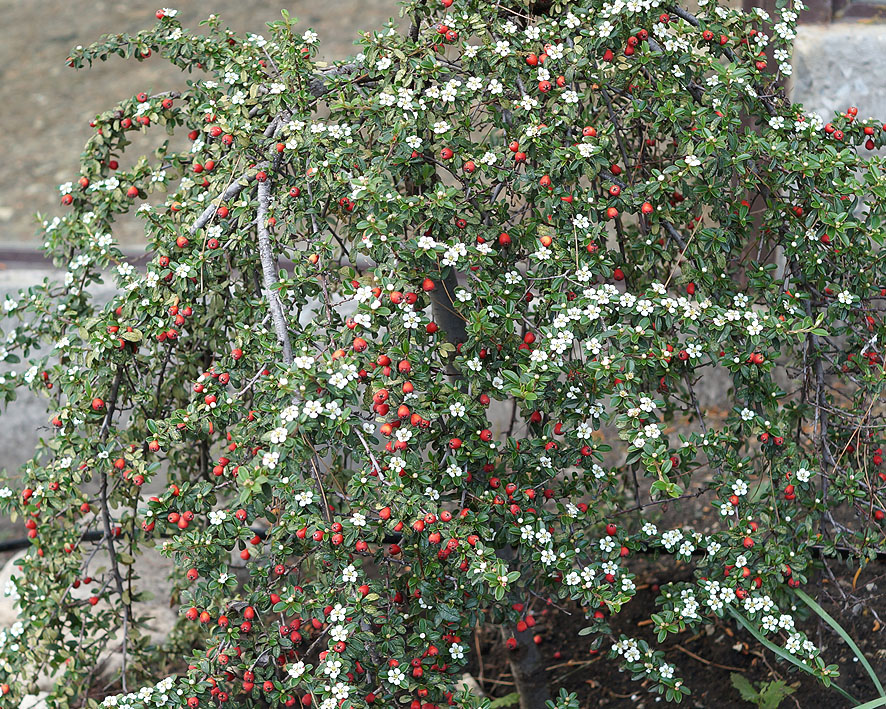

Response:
(727, 607), (859, 705)
(794, 588), (885, 698)
(853, 699), (886, 709)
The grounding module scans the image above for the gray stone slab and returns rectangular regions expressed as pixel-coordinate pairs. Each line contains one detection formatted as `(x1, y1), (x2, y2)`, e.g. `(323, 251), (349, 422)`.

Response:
(793, 24), (886, 127)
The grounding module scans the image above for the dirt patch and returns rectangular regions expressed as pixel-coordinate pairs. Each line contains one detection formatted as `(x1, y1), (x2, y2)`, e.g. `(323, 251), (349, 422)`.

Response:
(467, 557), (886, 708)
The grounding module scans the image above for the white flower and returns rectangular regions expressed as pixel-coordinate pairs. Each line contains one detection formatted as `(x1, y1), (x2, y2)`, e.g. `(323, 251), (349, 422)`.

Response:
(323, 658), (343, 679)
(643, 423), (661, 440)
(330, 683), (350, 702)
(547, 43), (564, 60)
(262, 451), (280, 469)
(493, 40), (511, 57)
(661, 529), (683, 550)
(785, 633), (803, 654)
(446, 464), (463, 479)
(684, 154), (701, 168)
(449, 402), (466, 417)
(465, 357), (482, 372)
(269, 427), (288, 444)
(288, 661), (306, 678)
(572, 214), (590, 230)
(302, 30), (319, 44)
(837, 290), (854, 305)
(303, 400), (323, 418)
(386, 665), (406, 686)
(175, 263), (193, 279)
(518, 95), (538, 111)
(796, 466), (812, 483)
(466, 76), (483, 91)
(402, 311), (420, 329)
(636, 299), (655, 317)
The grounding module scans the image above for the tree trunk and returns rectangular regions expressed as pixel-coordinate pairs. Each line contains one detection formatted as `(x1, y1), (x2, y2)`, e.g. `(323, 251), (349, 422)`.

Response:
(500, 626), (551, 709)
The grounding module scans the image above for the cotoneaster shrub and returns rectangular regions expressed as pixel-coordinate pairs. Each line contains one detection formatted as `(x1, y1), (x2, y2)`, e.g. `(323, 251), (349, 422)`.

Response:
(0, 1), (885, 707)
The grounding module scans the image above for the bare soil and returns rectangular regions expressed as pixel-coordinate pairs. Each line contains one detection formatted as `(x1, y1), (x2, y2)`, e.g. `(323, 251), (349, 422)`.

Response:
(468, 556), (886, 708)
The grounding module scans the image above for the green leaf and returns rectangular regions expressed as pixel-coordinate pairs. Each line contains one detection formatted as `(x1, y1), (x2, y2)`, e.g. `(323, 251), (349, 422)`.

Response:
(758, 680), (796, 709)
(730, 673), (758, 704)
(794, 588), (885, 698)
(489, 693), (521, 708)
(437, 604), (460, 623)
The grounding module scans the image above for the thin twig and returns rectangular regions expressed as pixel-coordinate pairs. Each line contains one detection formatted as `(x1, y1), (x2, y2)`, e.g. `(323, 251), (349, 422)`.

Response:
(97, 367), (131, 692)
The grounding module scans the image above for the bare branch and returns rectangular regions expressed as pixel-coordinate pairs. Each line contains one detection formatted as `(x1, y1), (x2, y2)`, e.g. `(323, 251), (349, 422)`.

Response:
(256, 178), (293, 366)
(190, 166), (266, 236)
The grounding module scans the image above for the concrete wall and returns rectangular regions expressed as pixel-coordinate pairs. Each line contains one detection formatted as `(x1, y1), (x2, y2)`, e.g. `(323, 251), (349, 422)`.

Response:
(0, 0), (402, 247)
